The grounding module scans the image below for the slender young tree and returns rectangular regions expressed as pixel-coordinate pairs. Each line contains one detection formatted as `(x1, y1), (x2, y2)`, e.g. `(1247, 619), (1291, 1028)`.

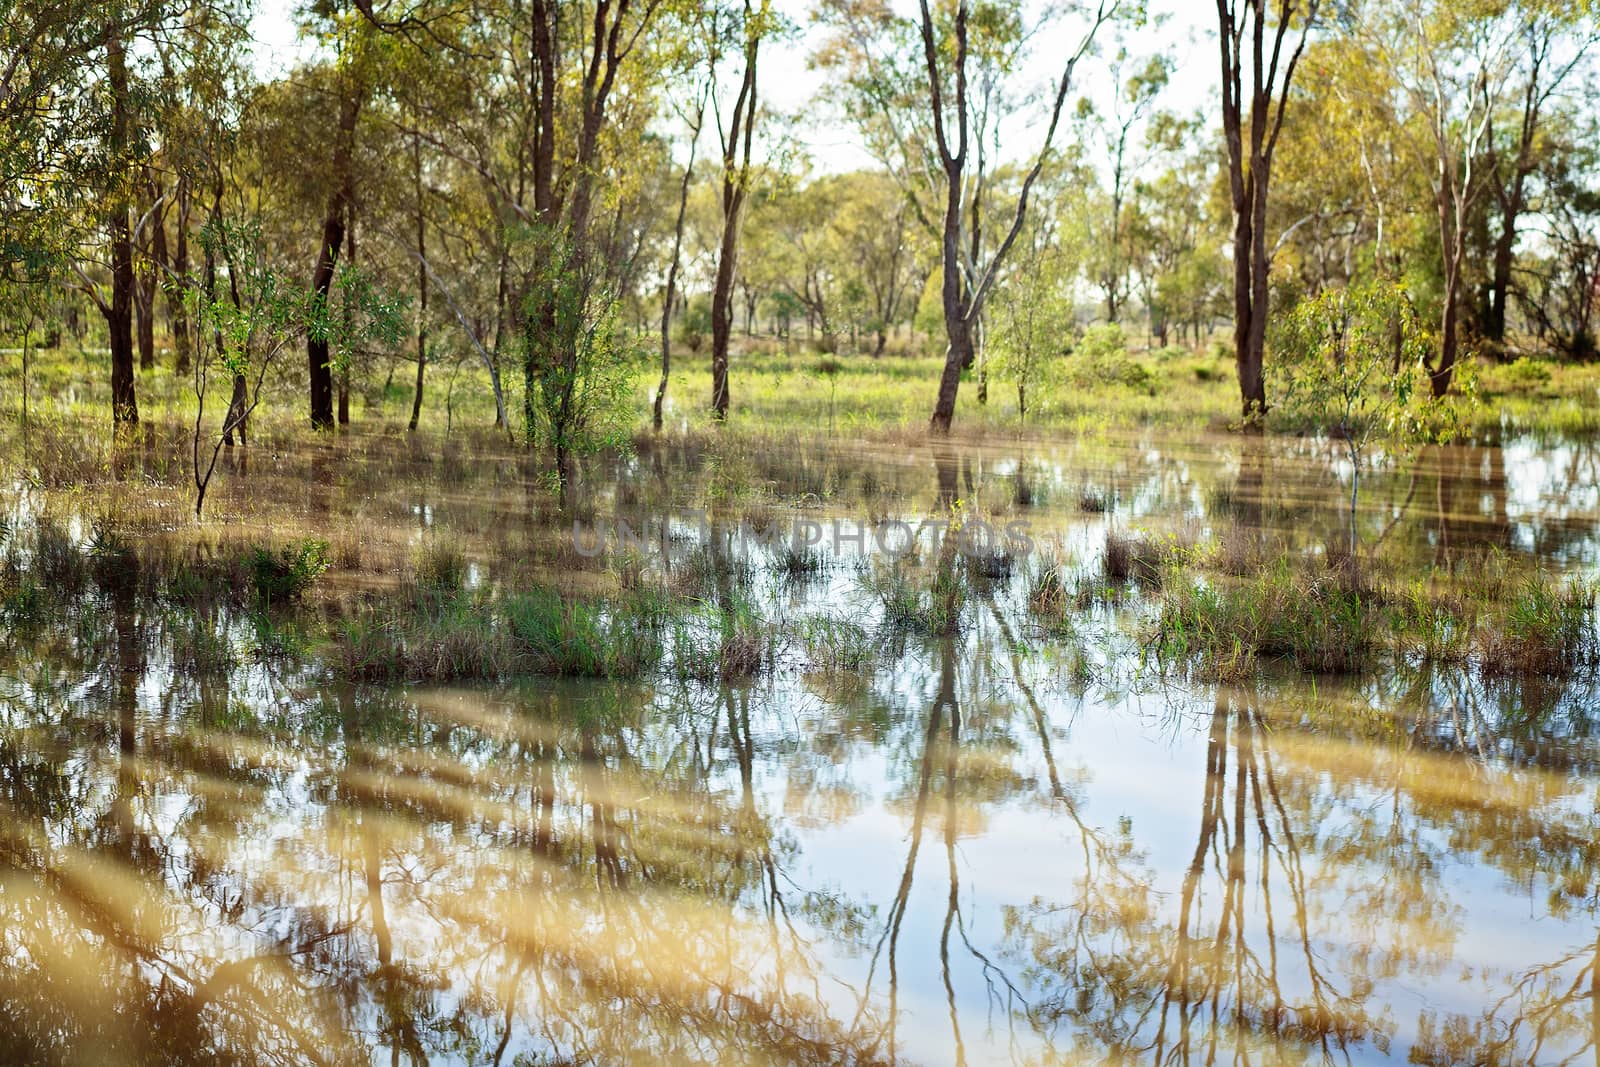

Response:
(654, 72), (710, 431)
(918, 0), (1116, 433)
(709, 0), (771, 420)
(408, 126), (427, 432)
(105, 19), (139, 426)
(307, 75), (363, 430)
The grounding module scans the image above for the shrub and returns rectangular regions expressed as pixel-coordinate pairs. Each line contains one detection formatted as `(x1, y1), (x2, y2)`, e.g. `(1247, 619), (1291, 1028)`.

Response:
(1069, 323), (1155, 391)
(1502, 356), (1553, 390)
(249, 539), (330, 605)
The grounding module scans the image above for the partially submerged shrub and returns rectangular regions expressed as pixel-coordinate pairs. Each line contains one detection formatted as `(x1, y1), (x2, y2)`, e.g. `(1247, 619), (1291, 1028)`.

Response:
(249, 539), (330, 605)
(1078, 487), (1111, 514)
(1104, 529), (1189, 584)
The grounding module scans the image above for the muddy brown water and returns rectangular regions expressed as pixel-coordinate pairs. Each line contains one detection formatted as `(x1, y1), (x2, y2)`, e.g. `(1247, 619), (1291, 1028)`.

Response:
(1, 427), (1599, 1064)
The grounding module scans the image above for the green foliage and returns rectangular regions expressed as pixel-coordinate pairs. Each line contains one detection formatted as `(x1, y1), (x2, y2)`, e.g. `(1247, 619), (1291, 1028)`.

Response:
(676, 294), (712, 355)
(521, 236), (638, 480)
(1503, 356), (1553, 390)
(1271, 282), (1440, 444)
(1155, 560), (1376, 678)
(413, 540), (467, 591)
(1068, 324), (1154, 391)
(248, 539), (330, 606)
(798, 614), (873, 674)
(504, 588), (660, 678)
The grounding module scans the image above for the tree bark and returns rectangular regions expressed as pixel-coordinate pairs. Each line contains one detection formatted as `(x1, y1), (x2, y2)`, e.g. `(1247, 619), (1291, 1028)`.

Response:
(308, 84), (361, 430)
(656, 87), (705, 431)
(710, 6), (762, 422)
(409, 130), (426, 432)
(1215, 0), (1315, 423)
(172, 179), (192, 373)
(106, 24), (138, 426)
(339, 205), (354, 425)
(135, 184), (161, 371)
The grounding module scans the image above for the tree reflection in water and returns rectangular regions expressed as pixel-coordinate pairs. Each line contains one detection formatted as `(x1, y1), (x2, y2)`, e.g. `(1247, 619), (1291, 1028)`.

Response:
(1, 431), (1600, 1063)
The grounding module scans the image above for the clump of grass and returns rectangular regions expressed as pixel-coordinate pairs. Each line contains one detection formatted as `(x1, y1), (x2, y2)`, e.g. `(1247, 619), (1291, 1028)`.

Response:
(1104, 528), (1189, 584)
(1389, 582), (1472, 665)
(1210, 527), (1264, 577)
(672, 544), (755, 601)
(964, 548), (1015, 584)
(669, 600), (773, 682)
(1028, 558), (1068, 614)
(1078, 487), (1111, 513)
(1477, 574), (1597, 679)
(775, 543), (828, 581)
(87, 522), (138, 592)
(717, 612), (769, 680)
(249, 539), (330, 606)
(1155, 561), (1376, 678)
(413, 540), (468, 592)
(34, 517), (86, 594)
(245, 611), (312, 662)
(505, 588), (661, 679)
(1, 577), (47, 626)
(863, 563), (964, 636)
(799, 615), (873, 674)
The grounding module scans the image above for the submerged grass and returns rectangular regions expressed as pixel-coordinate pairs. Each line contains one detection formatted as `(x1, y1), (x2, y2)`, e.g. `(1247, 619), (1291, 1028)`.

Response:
(1152, 551), (1598, 685)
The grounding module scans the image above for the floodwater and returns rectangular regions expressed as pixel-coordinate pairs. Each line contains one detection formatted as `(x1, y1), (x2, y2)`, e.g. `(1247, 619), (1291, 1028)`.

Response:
(2, 427), (1600, 1065)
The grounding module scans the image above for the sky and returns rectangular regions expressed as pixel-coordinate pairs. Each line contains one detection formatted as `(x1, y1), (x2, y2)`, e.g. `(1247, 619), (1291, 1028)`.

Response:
(246, 0), (1223, 177)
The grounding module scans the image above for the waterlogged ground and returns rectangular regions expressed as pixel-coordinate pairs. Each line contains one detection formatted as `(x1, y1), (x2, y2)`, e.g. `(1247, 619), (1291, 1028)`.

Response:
(3, 425), (1600, 1065)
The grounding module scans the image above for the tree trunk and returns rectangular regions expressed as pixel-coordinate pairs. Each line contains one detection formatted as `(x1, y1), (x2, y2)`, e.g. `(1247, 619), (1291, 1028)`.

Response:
(656, 91), (702, 431)
(710, 225), (737, 419)
(339, 206), (355, 425)
(409, 130), (426, 432)
(104, 25), (138, 425)
(308, 86), (361, 430)
(929, 198), (971, 434)
(710, 20), (761, 422)
(136, 180), (163, 371)
(172, 180), (192, 373)
(106, 26), (138, 427)
(1485, 201), (1516, 344)
(1245, 159), (1271, 417)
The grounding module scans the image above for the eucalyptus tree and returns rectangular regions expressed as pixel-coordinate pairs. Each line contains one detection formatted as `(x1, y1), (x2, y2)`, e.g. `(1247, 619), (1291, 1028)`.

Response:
(653, 29), (712, 430)
(708, 0), (778, 420)
(1359, 0), (1518, 397)
(1480, 3), (1596, 344)
(1080, 46), (1170, 324)
(816, 0), (1120, 433)
(1214, 0), (1320, 421)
